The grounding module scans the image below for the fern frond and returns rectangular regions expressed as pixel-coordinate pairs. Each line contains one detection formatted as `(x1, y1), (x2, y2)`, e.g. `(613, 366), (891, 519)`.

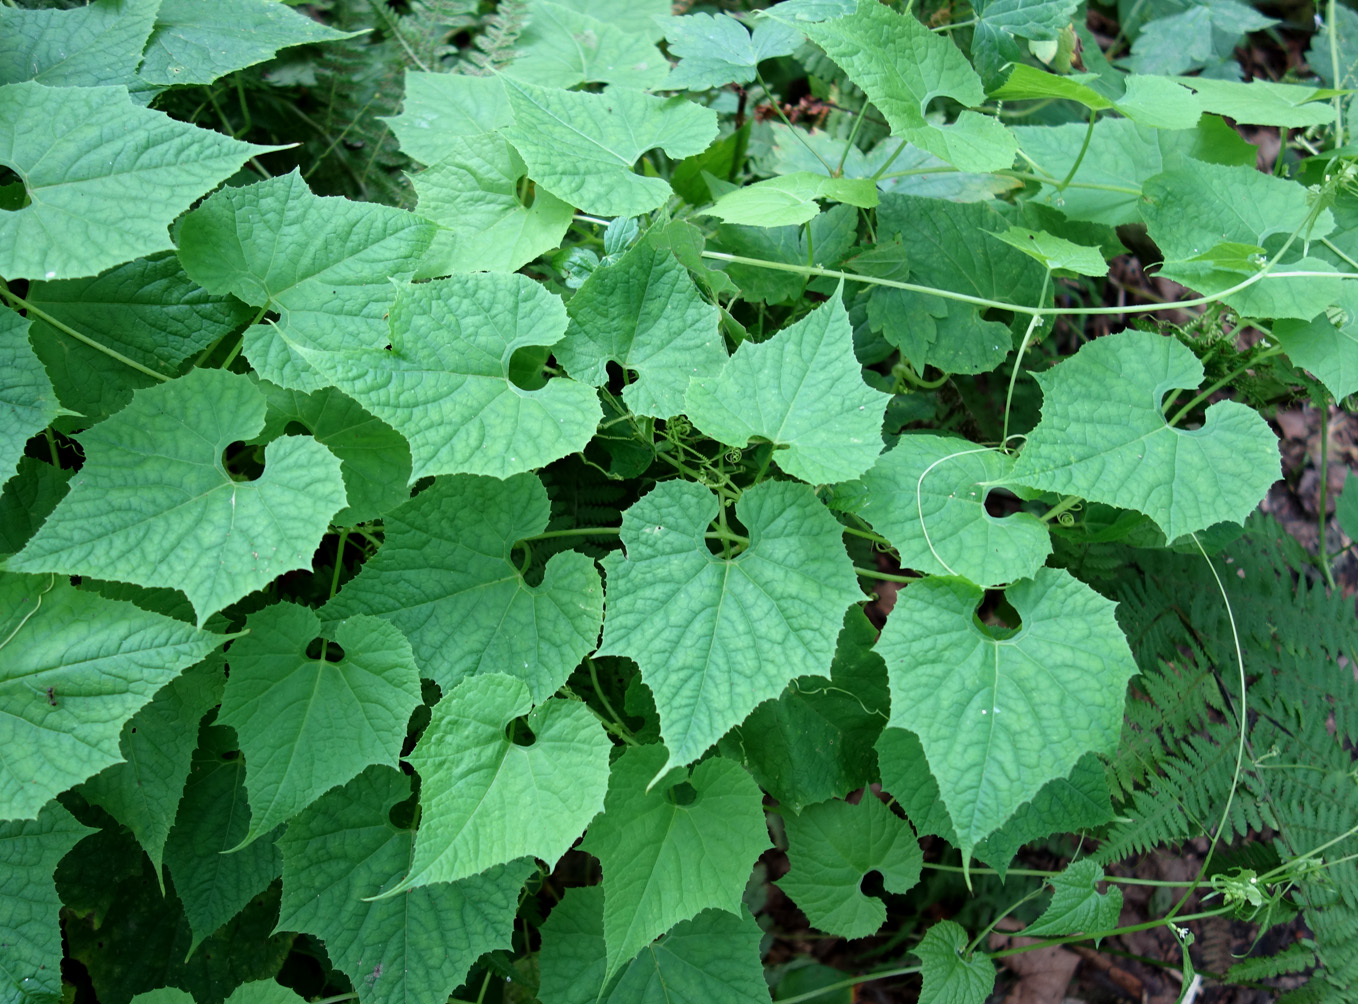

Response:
(1227, 943), (1317, 982)
(464, 0), (528, 75)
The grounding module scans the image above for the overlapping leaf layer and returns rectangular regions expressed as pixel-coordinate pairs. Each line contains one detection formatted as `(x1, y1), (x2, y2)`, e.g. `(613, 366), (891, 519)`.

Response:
(2, 0), (1342, 1002)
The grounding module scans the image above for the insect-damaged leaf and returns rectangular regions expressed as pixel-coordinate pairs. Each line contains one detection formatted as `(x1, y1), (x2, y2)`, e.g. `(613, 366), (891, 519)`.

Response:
(686, 296), (889, 485)
(324, 473), (603, 703)
(381, 674), (610, 893)
(578, 744), (770, 977)
(9, 369), (347, 626)
(0, 82), (274, 281)
(1010, 331), (1280, 541)
(278, 767), (532, 1004)
(218, 603), (422, 848)
(875, 569), (1136, 858)
(598, 479), (861, 770)
(777, 796), (923, 939)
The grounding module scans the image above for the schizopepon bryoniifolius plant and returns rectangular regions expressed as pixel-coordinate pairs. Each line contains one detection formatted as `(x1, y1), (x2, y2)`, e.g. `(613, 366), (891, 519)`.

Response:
(3, 0), (1358, 1001)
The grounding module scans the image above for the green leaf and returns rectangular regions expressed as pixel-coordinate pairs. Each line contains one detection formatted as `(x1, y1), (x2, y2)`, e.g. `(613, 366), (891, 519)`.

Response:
(663, 12), (800, 90)
(0, 82), (273, 281)
(80, 657), (226, 882)
(777, 1), (1017, 173)
(866, 194), (1047, 375)
(1009, 331), (1280, 541)
(1141, 162), (1340, 320)
(875, 569), (1137, 857)
(0, 0), (160, 88)
(130, 991), (198, 1004)
(327, 273), (602, 481)
(1014, 117), (1253, 226)
(218, 604), (422, 849)
(915, 920), (995, 1004)
(163, 723), (283, 956)
(324, 474), (601, 702)
(25, 253), (256, 429)
(876, 730), (1112, 876)
(0, 572), (222, 821)
(545, 0), (669, 38)
(9, 369), (347, 626)
(413, 135), (574, 275)
(971, 0), (1077, 84)
(0, 801), (95, 1003)
(557, 241), (725, 420)
(501, 78), (719, 217)
(990, 67), (1202, 130)
(777, 796), (922, 939)
(598, 479), (862, 769)
(0, 459), (70, 559)
(380, 674), (609, 893)
(537, 886), (769, 1004)
(686, 296), (889, 484)
(278, 767), (532, 1004)
(1123, 2), (1275, 77)
(1023, 859), (1122, 940)
(508, 0), (667, 89)
(578, 744), (770, 976)
(252, 383), (412, 526)
(1337, 469), (1358, 544)
(384, 72), (514, 166)
(0, 309), (60, 487)
(138, 0), (360, 87)
(704, 172), (878, 227)
(989, 226), (1108, 276)
(220, 982), (303, 1004)
(717, 606), (888, 812)
(175, 171), (435, 392)
(1272, 287), (1358, 399)
(832, 435), (1051, 588)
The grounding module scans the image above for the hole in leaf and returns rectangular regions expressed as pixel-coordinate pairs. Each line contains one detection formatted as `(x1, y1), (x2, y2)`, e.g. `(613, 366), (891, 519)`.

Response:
(221, 441), (265, 482)
(0, 166), (29, 211)
(304, 637), (345, 662)
(982, 486), (1020, 518)
(604, 360), (629, 395)
(517, 175), (537, 208)
(668, 781), (698, 806)
(504, 716), (537, 747)
(221, 749), (241, 760)
(282, 420), (311, 438)
(973, 590), (1022, 639)
(388, 790), (419, 830)
(508, 344), (551, 391)
(859, 869), (886, 897)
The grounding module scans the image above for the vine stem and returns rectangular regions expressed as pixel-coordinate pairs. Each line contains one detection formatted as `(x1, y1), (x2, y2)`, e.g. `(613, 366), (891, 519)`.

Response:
(854, 566), (918, 583)
(1002, 271), (1051, 448)
(988, 908), (1229, 959)
(922, 862), (1197, 886)
(699, 208), (1337, 317)
(1161, 534), (1248, 924)
(0, 286), (170, 382)
(776, 965), (922, 1004)
(586, 656), (638, 746)
(1166, 345), (1283, 426)
(523, 526), (622, 542)
(756, 68), (836, 175)
(1056, 109), (1098, 191)
(1330, 0), (1345, 148)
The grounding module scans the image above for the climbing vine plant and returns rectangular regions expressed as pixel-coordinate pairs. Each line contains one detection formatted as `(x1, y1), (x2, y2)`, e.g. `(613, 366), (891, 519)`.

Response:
(2, 0), (1358, 1002)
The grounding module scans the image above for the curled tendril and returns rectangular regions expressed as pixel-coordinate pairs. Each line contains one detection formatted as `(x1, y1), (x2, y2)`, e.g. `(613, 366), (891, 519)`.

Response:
(1058, 512), (1076, 527)
(725, 448), (743, 464)
(667, 416), (692, 440)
